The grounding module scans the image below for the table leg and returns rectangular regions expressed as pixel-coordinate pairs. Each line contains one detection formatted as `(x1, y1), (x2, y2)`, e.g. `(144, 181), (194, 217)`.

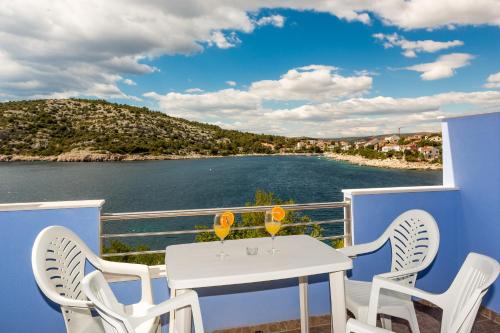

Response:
(175, 289), (193, 333)
(329, 271), (347, 333)
(169, 289), (193, 333)
(169, 289), (177, 333)
(299, 276), (309, 333)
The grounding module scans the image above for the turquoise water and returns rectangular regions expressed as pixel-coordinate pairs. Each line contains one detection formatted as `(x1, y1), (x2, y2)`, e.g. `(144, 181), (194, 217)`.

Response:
(0, 156), (442, 248)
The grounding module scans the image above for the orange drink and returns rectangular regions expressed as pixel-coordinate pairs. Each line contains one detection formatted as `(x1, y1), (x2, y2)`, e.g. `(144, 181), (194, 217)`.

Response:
(221, 211), (235, 226)
(265, 221), (281, 236)
(214, 212), (232, 259)
(271, 206), (286, 222)
(214, 223), (230, 240)
(265, 208), (284, 255)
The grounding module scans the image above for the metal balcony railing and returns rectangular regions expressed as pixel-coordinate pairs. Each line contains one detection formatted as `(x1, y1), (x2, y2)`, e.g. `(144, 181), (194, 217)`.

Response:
(99, 200), (352, 262)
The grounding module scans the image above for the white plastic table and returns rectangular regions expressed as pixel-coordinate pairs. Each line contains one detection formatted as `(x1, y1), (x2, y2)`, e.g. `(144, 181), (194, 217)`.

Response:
(165, 235), (352, 333)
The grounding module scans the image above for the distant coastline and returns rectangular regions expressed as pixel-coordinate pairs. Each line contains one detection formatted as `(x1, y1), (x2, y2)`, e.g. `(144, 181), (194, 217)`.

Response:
(324, 152), (442, 170)
(1, 100), (443, 170)
(0, 151), (321, 162)
(0, 150), (441, 170)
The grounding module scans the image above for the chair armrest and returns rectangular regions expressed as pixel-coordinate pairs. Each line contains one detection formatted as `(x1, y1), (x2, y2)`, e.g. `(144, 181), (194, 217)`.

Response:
(346, 319), (394, 333)
(99, 259), (154, 304)
(338, 236), (387, 258)
(366, 276), (443, 325)
(134, 290), (204, 333)
(376, 266), (424, 280)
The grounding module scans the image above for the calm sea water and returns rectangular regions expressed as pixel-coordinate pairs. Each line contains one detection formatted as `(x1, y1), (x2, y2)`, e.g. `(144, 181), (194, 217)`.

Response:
(0, 156), (442, 248)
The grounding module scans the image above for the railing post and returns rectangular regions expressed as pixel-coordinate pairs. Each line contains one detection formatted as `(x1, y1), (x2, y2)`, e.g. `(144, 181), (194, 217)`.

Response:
(99, 207), (104, 256)
(343, 198), (352, 247)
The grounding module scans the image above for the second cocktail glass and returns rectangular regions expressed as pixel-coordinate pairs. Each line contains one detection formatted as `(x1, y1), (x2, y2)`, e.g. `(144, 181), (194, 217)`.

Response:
(214, 214), (230, 259)
(213, 211), (234, 259)
(265, 210), (281, 255)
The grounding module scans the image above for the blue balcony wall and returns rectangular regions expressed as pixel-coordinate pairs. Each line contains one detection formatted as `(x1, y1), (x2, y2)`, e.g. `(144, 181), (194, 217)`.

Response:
(345, 111), (500, 313)
(0, 204), (102, 333)
(443, 112), (500, 312)
(0, 201), (334, 333)
(347, 189), (461, 294)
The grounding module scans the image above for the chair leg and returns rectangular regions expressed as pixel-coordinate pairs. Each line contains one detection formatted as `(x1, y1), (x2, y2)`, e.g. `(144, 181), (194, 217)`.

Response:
(380, 315), (392, 331)
(354, 308), (368, 323)
(407, 306), (420, 333)
(156, 318), (162, 333)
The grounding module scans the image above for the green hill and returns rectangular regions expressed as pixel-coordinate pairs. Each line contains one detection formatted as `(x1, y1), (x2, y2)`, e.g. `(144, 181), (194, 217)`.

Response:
(0, 99), (298, 160)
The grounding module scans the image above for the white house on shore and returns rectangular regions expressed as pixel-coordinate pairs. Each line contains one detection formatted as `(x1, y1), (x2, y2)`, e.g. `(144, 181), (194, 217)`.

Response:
(354, 140), (367, 149)
(340, 141), (351, 151)
(402, 143), (418, 152)
(381, 144), (401, 152)
(384, 135), (400, 143)
(418, 146), (440, 160)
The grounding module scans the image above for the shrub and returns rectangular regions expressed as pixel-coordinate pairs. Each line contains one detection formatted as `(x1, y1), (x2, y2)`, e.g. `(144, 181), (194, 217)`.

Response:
(103, 190), (330, 265)
(195, 190), (322, 242)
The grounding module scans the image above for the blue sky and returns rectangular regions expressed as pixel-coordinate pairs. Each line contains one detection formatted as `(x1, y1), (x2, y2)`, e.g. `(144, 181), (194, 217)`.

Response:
(1, 2), (500, 137)
(128, 11), (499, 98)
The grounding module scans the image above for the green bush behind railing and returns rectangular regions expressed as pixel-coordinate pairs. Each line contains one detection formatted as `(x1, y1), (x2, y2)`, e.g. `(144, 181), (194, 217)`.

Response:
(103, 190), (343, 265)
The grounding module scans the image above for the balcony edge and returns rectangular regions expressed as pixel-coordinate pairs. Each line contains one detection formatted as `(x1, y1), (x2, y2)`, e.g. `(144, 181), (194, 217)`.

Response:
(0, 199), (105, 212)
(342, 185), (459, 197)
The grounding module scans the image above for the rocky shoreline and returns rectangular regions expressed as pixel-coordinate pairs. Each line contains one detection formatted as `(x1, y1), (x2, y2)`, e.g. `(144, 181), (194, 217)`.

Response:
(0, 151), (220, 162)
(0, 151), (320, 162)
(324, 152), (442, 170)
(0, 150), (442, 170)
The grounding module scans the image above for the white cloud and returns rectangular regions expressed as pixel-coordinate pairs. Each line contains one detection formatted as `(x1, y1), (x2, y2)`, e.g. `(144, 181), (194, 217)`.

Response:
(207, 31), (241, 49)
(0, 51), (28, 78)
(405, 53), (474, 80)
(226, 81), (237, 86)
(255, 15), (285, 28)
(268, 91), (500, 121)
(185, 88), (204, 93)
(144, 62), (500, 137)
(282, 90), (500, 136)
(484, 72), (500, 88)
(144, 89), (261, 120)
(103, 56), (158, 75)
(254, 90), (500, 136)
(123, 79), (137, 86)
(386, 0), (500, 29)
(373, 33), (463, 57)
(249, 65), (372, 101)
(354, 70), (379, 76)
(0, 1), (256, 99)
(144, 65), (374, 120)
(1, 80), (43, 90)
(1, 1), (500, 99)
(0, 57), (142, 101)
(262, 1), (500, 29)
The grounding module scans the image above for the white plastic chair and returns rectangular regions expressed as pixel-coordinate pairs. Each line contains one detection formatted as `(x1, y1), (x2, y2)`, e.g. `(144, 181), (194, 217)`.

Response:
(82, 270), (204, 333)
(367, 252), (499, 333)
(346, 318), (393, 333)
(339, 209), (440, 332)
(32, 226), (159, 333)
